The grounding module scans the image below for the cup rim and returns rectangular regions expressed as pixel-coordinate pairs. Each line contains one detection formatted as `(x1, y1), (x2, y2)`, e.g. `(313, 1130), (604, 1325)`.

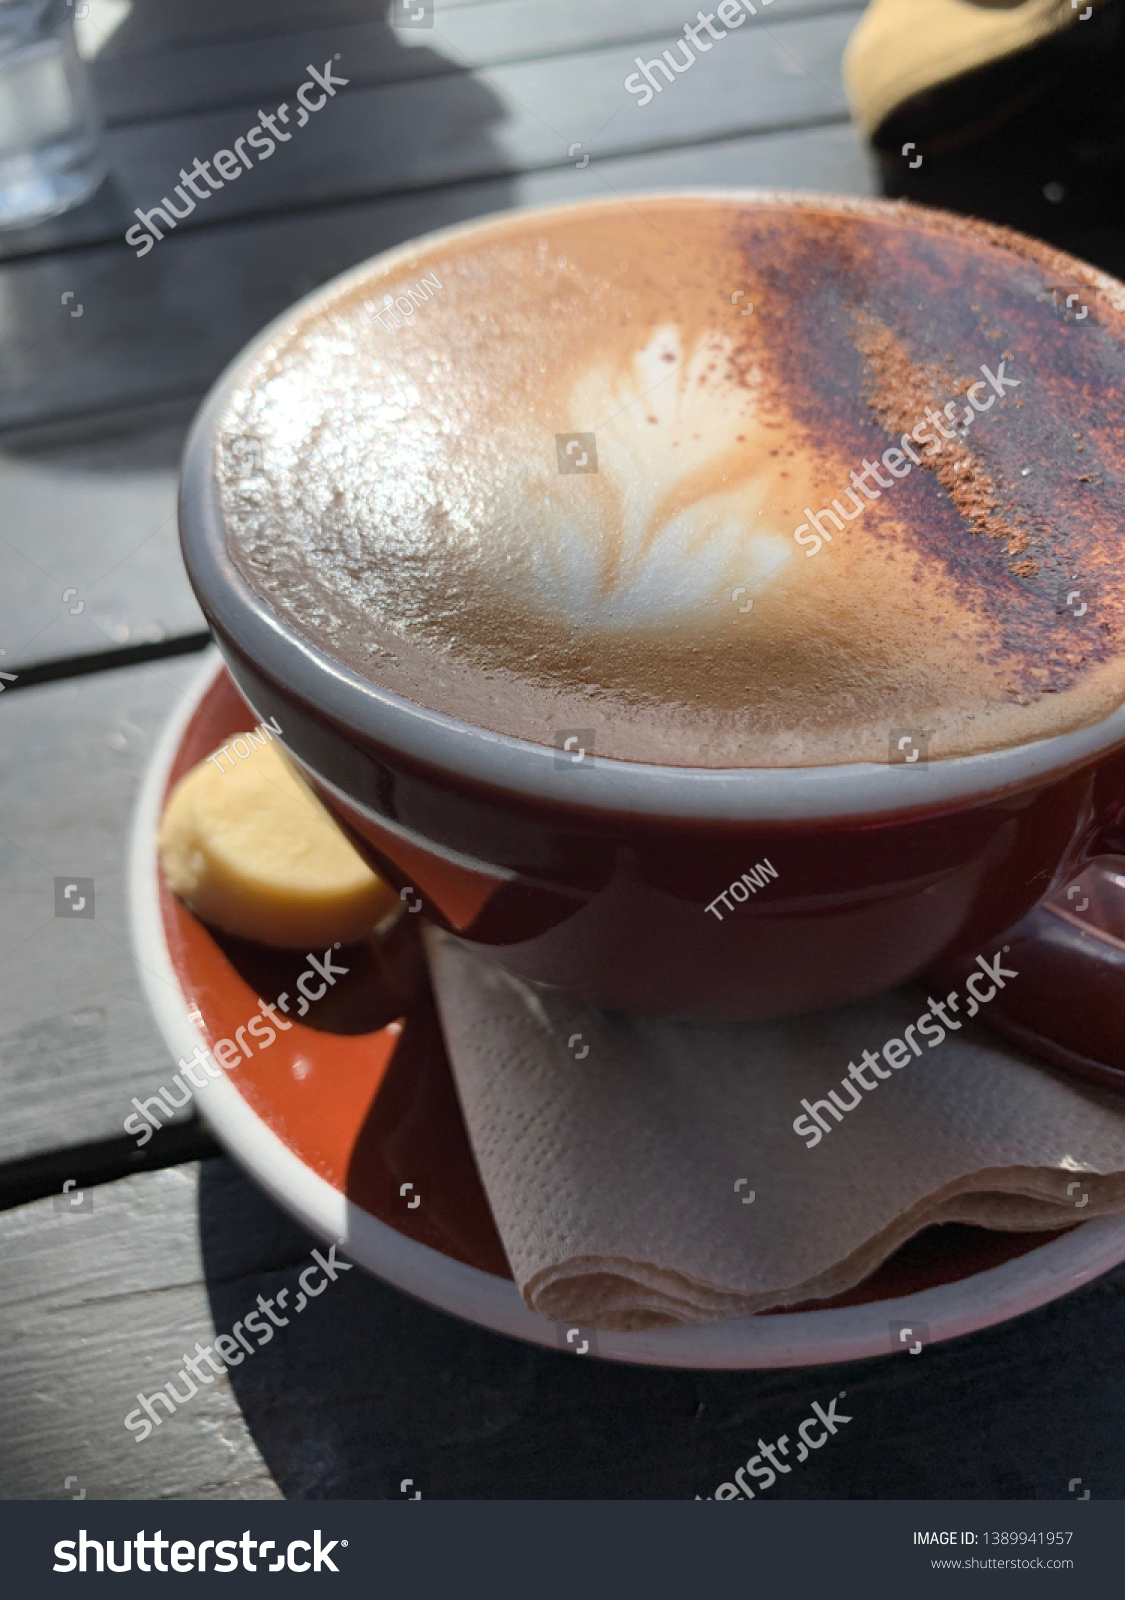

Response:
(179, 188), (1125, 824)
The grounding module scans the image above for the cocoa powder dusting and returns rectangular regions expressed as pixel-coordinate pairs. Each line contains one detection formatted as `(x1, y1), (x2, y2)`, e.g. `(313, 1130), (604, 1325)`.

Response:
(852, 311), (1036, 576)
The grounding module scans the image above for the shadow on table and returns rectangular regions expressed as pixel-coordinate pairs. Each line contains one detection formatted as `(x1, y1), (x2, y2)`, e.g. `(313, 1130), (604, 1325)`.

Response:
(0, 4), (519, 430)
(197, 1157), (1125, 1499)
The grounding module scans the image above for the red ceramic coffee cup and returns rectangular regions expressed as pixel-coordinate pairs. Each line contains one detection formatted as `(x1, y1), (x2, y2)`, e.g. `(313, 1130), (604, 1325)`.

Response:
(177, 196), (1125, 1038)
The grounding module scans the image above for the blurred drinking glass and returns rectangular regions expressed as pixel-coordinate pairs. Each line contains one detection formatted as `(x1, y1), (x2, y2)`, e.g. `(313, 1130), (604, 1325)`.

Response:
(0, 0), (104, 227)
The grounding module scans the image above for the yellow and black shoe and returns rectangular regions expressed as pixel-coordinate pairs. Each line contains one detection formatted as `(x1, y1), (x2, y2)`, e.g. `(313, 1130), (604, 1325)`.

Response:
(844, 0), (1125, 267)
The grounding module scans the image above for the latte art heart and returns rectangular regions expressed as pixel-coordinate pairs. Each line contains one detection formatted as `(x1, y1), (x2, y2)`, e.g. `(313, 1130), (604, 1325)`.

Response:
(521, 324), (792, 627)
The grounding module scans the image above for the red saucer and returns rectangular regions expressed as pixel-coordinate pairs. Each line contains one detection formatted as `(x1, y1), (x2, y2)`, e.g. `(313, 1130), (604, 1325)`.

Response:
(129, 655), (1125, 1367)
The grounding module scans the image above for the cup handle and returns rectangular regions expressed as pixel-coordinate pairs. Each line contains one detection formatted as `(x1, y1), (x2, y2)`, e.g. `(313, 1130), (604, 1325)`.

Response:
(936, 852), (1125, 1092)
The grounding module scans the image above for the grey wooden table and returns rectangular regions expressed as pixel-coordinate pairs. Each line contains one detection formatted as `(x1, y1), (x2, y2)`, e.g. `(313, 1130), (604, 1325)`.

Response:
(2, 0), (1123, 1503)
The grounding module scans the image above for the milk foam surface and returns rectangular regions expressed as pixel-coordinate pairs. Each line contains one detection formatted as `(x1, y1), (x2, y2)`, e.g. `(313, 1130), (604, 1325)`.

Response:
(217, 197), (1125, 766)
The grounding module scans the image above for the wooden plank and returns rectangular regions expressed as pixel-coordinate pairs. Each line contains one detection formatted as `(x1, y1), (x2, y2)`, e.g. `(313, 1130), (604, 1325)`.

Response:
(2, 1159), (1124, 1498)
(417, 0), (861, 74)
(0, 1163), (280, 1500)
(0, 402), (204, 671)
(0, 8), (859, 265)
(560, 117), (871, 200)
(0, 120), (868, 437)
(86, 1), (863, 127)
(0, 656), (209, 1164)
(101, 12), (858, 221)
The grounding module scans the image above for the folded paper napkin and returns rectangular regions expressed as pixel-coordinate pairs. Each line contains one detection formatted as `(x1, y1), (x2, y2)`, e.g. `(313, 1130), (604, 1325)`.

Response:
(424, 928), (1125, 1331)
